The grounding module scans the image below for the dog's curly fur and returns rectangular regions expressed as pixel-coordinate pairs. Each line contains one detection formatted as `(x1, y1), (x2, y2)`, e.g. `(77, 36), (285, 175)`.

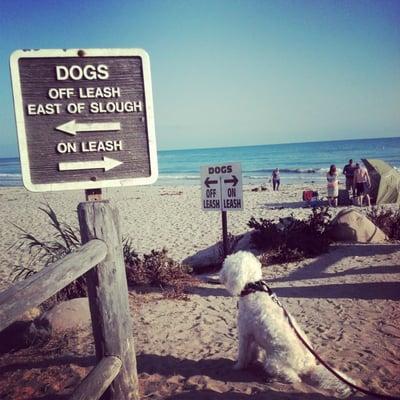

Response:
(220, 251), (354, 398)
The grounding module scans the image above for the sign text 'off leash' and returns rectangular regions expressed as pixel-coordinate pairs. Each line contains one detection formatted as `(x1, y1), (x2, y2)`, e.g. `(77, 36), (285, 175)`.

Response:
(10, 48), (158, 192)
(201, 163), (243, 211)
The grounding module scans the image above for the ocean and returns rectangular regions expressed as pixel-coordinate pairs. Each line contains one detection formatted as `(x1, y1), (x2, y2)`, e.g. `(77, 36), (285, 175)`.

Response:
(1, 137), (399, 188)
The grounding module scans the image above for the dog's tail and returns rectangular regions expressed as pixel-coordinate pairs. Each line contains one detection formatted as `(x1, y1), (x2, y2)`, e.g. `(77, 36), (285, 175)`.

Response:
(308, 364), (355, 399)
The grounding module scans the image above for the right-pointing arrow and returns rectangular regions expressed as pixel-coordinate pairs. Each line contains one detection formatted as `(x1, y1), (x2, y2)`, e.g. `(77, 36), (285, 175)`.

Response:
(224, 175), (238, 186)
(56, 120), (121, 136)
(59, 156), (123, 172)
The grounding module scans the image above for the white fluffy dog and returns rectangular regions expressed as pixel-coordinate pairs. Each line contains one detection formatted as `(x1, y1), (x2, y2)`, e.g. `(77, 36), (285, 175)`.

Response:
(220, 251), (354, 398)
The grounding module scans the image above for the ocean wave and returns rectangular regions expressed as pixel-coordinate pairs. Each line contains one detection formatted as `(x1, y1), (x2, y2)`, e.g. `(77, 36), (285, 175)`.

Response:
(0, 172), (23, 187)
(158, 167), (346, 181)
(245, 174), (326, 181)
(160, 168), (343, 176)
(159, 174), (199, 180)
(247, 168), (336, 174)
(0, 173), (22, 178)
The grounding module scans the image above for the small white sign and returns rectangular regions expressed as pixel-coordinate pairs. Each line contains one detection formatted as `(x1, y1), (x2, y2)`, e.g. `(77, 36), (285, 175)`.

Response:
(201, 163), (243, 211)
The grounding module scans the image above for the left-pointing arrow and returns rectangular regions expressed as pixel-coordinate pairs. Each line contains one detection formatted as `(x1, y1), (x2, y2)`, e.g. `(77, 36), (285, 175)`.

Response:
(205, 176), (218, 188)
(56, 120), (121, 136)
(59, 156), (123, 172)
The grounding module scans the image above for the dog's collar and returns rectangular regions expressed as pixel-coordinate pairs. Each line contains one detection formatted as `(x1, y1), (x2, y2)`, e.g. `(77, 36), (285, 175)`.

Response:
(240, 279), (273, 297)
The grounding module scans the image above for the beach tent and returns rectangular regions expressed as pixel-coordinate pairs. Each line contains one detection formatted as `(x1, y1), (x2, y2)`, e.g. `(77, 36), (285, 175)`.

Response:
(362, 159), (400, 205)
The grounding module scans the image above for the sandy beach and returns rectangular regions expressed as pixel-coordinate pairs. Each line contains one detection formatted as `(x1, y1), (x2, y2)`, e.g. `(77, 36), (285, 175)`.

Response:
(0, 183), (328, 289)
(0, 183), (399, 399)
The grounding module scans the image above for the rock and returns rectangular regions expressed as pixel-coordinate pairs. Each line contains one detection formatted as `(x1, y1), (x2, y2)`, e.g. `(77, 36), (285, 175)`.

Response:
(330, 208), (387, 243)
(233, 231), (260, 254)
(182, 243), (223, 272)
(0, 306), (48, 354)
(0, 321), (33, 354)
(183, 231), (260, 272)
(0, 318), (51, 354)
(39, 297), (91, 333)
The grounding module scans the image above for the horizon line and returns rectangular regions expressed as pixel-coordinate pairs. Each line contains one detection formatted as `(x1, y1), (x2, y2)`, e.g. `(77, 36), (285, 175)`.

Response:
(158, 134), (400, 153)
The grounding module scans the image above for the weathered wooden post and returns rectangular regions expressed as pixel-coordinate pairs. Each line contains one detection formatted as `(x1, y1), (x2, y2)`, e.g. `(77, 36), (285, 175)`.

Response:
(78, 200), (139, 400)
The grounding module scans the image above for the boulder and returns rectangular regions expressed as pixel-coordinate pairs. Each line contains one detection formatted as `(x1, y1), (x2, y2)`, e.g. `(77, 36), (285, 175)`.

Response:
(0, 315), (50, 354)
(39, 297), (91, 333)
(232, 231), (260, 254)
(183, 231), (260, 272)
(330, 208), (387, 243)
(182, 243), (223, 272)
(0, 321), (35, 354)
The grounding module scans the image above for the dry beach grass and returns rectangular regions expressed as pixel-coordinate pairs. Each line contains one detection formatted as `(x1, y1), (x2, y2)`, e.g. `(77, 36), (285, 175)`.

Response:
(0, 183), (399, 399)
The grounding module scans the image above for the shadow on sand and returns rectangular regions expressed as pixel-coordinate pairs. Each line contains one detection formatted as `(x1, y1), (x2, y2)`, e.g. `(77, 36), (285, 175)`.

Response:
(165, 389), (334, 400)
(274, 281), (400, 301)
(268, 243), (400, 283)
(189, 243), (400, 301)
(0, 355), (96, 375)
(262, 201), (307, 209)
(138, 354), (343, 400)
(138, 354), (261, 383)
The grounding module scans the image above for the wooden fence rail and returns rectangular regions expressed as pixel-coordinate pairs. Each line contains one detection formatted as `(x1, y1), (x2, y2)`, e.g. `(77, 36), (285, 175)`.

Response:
(0, 200), (139, 400)
(0, 239), (107, 332)
(70, 355), (122, 400)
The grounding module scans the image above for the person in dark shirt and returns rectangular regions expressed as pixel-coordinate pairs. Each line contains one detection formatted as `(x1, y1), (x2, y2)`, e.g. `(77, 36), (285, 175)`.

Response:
(343, 159), (356, 199)
(272, 168), (280, 191)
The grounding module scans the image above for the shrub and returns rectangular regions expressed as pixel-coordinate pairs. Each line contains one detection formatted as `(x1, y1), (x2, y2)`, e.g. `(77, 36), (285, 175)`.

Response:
(10, 205), (85, 305)
(366, 207), (400, 240)
(248, 207), (333, 263)
(125, 247), (195, 299)
(10, 204), (194, 302)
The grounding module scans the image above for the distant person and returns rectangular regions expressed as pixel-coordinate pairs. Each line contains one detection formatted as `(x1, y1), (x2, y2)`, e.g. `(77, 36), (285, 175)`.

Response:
(272, 168), (280, 191)
(343, 159), (356, 199)
(326, 164), (339, 207)
(353, 163), (371, 207)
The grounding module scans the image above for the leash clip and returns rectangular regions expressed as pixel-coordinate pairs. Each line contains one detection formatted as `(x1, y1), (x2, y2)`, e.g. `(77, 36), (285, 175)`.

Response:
(270, 292), (283, 308)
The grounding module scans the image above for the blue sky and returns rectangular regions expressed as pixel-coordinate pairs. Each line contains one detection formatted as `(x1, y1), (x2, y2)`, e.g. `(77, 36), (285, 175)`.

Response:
(1, 0), (399, 157)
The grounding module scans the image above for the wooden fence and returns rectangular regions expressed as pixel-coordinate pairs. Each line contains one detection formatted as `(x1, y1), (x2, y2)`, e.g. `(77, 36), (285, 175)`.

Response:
(0, 201), (139, 400)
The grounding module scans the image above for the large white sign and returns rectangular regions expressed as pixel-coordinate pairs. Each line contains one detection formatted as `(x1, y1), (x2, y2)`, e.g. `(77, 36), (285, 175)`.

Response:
(10, 48), (158, 192)
(201, 163), (243, 211)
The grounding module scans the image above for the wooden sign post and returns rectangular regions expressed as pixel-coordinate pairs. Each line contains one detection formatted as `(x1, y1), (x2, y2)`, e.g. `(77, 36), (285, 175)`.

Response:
(10, 48), (159, 399)
(78, 201), (139, 400)
(201, 163), (243, 257)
